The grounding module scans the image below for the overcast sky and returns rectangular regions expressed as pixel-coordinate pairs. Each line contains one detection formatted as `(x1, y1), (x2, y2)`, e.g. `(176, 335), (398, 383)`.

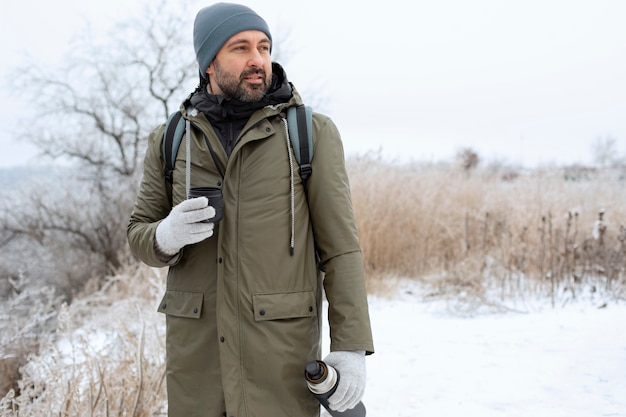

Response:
(1, 0), (625, 168)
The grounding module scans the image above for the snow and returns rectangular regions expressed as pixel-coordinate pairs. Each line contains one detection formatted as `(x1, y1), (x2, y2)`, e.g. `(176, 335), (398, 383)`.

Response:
(337, 282), (626, 417)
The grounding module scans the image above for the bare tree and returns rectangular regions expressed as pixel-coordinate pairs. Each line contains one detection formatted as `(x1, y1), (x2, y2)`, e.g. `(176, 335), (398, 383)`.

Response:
(13, 1), (196, 176)
(456, 147), (480, 173)
(1, 1), (197, 297)
(591, 135), (622, 168)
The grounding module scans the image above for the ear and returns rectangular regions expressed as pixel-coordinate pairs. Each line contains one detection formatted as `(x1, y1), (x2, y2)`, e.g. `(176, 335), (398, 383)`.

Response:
(205, 63), (216, 94)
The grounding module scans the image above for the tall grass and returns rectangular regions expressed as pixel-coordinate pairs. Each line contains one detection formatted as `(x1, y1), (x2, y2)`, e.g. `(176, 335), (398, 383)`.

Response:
(0, 275), (61, 398)
(0, 267), (168, 417)
(349, 155), (626, 304)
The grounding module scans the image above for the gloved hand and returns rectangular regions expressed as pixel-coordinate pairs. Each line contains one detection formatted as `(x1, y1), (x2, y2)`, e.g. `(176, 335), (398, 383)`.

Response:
(323, 350), (366, 412)
(155, 197), (216, 256)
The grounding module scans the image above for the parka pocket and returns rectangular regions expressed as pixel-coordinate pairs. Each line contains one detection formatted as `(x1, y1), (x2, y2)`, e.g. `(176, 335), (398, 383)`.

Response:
(252, 291), (317, 321)
(157, 289), (203, 319)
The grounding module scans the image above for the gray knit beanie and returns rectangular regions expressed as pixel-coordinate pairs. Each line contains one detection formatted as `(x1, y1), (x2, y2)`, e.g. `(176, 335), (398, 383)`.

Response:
(193, 3), (272, 80)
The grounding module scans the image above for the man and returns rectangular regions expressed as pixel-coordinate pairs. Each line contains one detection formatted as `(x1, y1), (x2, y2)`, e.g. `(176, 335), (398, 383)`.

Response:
(127, 3), (374, 417)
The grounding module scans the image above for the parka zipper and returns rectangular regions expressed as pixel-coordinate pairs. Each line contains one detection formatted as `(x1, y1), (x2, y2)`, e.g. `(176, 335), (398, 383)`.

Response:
(192, 111), (297, 256)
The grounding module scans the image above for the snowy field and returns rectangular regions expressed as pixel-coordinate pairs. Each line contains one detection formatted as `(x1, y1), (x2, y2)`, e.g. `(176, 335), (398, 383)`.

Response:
(329, 281), (626, 417)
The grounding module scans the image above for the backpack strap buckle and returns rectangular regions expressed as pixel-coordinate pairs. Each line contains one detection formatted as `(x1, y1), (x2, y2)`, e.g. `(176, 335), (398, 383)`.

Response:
(299, 163), (312, 182)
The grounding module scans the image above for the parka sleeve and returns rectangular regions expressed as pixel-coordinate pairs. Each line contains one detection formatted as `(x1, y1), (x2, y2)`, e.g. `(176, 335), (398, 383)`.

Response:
(127, 124), (176, 268)
(306, 115), (375, 355)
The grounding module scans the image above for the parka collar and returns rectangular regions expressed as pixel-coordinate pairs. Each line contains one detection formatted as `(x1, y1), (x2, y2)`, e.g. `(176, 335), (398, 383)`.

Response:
(183, 62), (297, 122)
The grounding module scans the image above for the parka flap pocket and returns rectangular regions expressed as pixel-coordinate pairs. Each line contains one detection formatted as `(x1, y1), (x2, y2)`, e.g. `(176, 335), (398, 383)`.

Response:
(157, 290), (203, 319)
(253, 291), (317, 321)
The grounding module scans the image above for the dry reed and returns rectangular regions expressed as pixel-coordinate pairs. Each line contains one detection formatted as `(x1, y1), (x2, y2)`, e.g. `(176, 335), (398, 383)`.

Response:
(0, 266), (168, 417)
(349, 155), (626, 304)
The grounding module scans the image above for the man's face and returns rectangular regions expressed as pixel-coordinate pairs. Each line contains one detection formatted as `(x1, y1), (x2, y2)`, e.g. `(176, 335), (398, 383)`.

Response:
(207, 30), (272, 102)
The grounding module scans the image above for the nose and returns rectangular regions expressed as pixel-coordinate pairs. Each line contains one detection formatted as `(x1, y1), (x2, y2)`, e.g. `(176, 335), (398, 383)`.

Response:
(247, 48), (264, 67)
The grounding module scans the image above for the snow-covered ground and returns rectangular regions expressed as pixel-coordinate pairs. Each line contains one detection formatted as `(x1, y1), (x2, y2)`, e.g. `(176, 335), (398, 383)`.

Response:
(338, 281), (626, 417)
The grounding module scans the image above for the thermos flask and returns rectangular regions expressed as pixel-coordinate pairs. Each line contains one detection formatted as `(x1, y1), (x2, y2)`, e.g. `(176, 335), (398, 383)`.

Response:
(304, 360), (366, 417)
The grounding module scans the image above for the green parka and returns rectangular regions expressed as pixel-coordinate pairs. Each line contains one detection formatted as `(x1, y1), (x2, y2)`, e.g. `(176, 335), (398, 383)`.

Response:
(127, 68), (374, 417)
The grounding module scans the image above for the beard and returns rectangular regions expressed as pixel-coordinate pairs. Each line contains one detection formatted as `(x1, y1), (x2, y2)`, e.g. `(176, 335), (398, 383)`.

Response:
(212, 61), (271, 102)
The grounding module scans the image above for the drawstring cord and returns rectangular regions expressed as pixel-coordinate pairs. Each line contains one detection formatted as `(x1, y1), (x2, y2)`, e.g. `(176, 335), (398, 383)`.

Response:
(185, 119), (191, 198)
(282, 117), (295, 256)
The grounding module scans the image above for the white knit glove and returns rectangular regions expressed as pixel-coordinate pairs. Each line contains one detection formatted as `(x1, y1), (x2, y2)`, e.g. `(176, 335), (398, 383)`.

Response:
(323, 350), (366, 412)
(155, 197), (216, 256)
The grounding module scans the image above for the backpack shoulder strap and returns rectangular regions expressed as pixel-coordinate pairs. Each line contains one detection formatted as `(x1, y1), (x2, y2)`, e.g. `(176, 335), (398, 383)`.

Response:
(163, 111), (186, 184)
(287, 105), (313, 184)
(164, 107), (313, 185)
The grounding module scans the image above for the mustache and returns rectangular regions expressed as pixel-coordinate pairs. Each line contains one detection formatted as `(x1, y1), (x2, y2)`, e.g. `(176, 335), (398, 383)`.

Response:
(240, 68), (266, 79)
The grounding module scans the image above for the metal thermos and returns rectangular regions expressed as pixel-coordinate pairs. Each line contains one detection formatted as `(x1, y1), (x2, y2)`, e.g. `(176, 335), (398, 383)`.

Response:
(304, 360), (366, 417)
